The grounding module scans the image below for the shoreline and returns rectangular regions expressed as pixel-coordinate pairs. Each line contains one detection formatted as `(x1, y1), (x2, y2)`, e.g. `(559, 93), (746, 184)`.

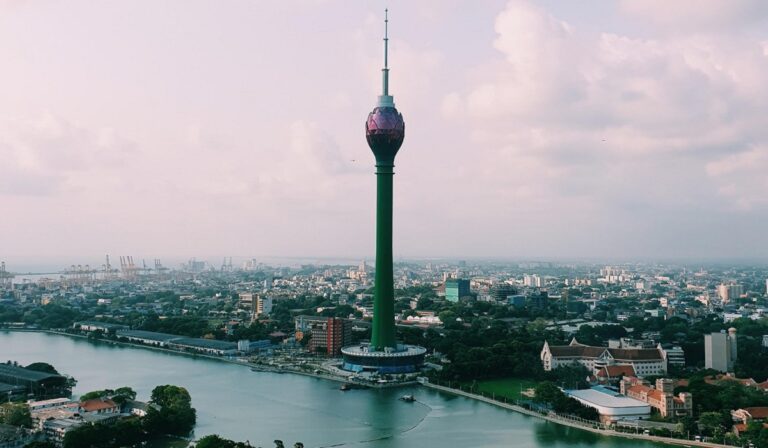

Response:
(3, 329), (728, 448)
(422, 382), (729, 448)
(1, 328), (413, 389)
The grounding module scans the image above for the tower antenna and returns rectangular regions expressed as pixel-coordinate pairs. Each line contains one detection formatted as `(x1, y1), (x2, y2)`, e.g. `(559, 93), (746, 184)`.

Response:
(379, 9), (394, 107)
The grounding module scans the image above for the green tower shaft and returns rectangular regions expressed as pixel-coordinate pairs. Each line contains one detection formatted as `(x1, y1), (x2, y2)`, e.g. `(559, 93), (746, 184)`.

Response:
(370, 163), (396, 350)
(365, 9), (404, 352)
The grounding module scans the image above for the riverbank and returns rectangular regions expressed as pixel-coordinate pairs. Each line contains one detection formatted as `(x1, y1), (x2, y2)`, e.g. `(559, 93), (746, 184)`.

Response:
(5, 329), (720, 447)
(422, 381), (729, 448)
(3, 330), (661, 448)
(2, 328), (413, 389)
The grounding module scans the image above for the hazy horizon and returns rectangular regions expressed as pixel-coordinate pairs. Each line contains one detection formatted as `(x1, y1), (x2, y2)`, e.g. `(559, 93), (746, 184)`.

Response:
(3, 0), (768, 262)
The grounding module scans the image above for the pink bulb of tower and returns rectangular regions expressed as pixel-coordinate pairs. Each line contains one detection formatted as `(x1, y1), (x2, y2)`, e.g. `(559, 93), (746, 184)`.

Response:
(366, 107), (405, 162)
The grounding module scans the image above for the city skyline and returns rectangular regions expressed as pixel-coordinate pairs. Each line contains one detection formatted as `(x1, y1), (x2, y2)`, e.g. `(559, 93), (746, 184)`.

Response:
(3, 1), (768, 262)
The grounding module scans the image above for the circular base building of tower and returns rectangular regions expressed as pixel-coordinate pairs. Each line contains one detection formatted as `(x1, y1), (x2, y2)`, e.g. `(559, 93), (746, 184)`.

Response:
(341, 344), (426, 374)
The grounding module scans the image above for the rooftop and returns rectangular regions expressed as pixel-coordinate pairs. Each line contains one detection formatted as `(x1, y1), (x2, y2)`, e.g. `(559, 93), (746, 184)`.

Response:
(0, 363), (65, 382)
(566, 386), (651, 410)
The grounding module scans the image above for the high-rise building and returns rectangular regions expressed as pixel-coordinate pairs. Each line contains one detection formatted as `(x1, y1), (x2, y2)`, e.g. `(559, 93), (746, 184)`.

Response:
(445, 279), (471, 302)
(296, 316), (352, 357)
(717, 284), (744, 303)
(241, 293), (272, 321)
(704, 328), (738, 372)
(326, 318), (353, 357)
(341, 10), (425, 374)
(491, 283), (517, 302)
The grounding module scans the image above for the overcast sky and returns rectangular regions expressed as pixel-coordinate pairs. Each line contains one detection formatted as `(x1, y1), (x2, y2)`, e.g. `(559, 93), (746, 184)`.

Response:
(2, 0), (768, 267)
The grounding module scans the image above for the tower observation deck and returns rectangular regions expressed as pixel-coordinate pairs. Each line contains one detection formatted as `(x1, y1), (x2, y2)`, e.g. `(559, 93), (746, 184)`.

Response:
(341, 10), (426, 374)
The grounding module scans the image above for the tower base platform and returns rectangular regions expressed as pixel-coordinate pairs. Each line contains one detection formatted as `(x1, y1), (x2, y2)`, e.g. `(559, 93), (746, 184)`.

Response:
(341, 344), (426, 374)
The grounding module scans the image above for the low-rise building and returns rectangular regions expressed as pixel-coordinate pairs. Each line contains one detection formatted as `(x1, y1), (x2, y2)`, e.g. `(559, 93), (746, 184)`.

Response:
(659, 345), (685, 368)
(541, 339), (667, 377)
(79, 398), (120, 415)
(73, 321), (128, 334)
(565, 386), (651, 424)
(42, 418), (83, 447)
(0, 364), (70, 399)
(732, 407), (768, 436)
(0, 423), (32, 448)
(116, 330), (238, 356)
(295, 316), (353, 357)
(620, 378), (692, 418)
(595, 365), (636, 386)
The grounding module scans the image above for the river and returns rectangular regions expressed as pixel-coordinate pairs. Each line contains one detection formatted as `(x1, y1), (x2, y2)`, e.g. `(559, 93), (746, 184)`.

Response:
(0, 331), (662, 448)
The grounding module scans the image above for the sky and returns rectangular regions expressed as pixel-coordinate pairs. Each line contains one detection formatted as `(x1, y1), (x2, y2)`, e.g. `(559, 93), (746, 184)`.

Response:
(2, 0), (768, 268)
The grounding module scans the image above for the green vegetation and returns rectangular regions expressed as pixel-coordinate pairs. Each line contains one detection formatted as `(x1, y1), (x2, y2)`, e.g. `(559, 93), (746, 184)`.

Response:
(23, 442), (56, 448)
(63, 417), (146, 448)
(143, 385), (196, 437)
(63, 385), (196, 448)
(195, 436), (306, 448)
(462, 378), (537, 401)
(80, 386), (137, 405)
(25, 362), (59, 374)
(196, 435), (254, 448)
(675, 371), (768, 415)
(0, 403), (32, 427)
(533, 381), (599, 421)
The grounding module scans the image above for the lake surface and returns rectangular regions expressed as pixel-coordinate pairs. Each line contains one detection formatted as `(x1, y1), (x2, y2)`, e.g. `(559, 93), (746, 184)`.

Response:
(1, 331), (662, 448)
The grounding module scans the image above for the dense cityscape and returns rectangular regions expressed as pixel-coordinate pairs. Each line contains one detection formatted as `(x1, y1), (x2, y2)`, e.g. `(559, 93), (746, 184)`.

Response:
(1, 258), (768, 447)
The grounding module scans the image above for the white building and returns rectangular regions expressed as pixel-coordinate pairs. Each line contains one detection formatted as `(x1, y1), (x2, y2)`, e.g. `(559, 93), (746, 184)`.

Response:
(565, 387), (651, 424)
(704, 328), (737, 372)
(717, 284), (744, 303)
(541, 339), (667, 377)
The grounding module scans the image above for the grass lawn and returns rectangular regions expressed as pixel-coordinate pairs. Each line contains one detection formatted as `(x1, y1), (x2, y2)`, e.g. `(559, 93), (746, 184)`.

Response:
(467, 378), (538, 401)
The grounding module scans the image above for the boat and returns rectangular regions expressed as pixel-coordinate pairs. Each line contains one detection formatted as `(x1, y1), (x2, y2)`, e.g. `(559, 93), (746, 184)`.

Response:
(399, 394), (415, 402)
(340, 383), (352, 391)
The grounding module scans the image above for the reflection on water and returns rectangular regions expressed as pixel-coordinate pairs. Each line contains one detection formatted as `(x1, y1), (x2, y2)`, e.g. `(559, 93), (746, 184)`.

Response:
(1, 331), (664, 448)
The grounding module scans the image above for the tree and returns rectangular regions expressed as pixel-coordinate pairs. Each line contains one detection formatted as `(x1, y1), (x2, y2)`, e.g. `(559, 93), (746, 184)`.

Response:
(24, 442), (56, 448)
(25, 362), (59, 374)
(197, 435), (233, 448)
(143, 385), (196, 437)
(4, 405), (33, 427)
(112, 387), (137, 405)
(534, 382), (562, 404)
(0, 403), (32, 427)
(698, 412), (727, 436)
(80, 389), (114, 401)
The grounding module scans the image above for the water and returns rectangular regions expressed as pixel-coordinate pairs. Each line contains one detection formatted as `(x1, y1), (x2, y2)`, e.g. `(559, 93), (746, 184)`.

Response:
(0, 331), (662, 448)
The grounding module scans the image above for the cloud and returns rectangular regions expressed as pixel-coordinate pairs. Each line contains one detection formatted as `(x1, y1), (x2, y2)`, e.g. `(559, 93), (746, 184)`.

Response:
(620, 0), (768, 30)
(706, 146), (768, 210)
(0, 113), (136, 195)
(442, 0), (768, 220)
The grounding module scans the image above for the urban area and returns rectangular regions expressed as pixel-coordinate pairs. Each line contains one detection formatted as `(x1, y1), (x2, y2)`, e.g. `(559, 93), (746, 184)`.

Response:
(1, 258), (767, 447)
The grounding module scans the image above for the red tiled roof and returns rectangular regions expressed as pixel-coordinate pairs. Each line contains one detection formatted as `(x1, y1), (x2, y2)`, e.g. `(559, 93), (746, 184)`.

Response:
(548, 344), (663, 361)
(734, 423), (768, 434)
(79, 399), (117, 412)
(628, 384), (652, 395)
(597, 365), (636, 378)
(745, 407), (768, 419)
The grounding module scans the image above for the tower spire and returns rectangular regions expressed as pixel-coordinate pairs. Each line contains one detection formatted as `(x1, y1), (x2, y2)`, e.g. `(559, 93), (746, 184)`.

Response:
(378, 9), (395, 108)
